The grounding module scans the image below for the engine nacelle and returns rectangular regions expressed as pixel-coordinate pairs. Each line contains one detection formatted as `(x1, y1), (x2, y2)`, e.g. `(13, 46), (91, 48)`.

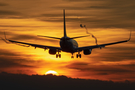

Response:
(83, 49), (92, 55)
(49, 49), (56, 55)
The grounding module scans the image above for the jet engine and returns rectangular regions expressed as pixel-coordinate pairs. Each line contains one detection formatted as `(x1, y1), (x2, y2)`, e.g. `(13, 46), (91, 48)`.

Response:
(49, 49), (56, 55)
(83, 49), (92, 55)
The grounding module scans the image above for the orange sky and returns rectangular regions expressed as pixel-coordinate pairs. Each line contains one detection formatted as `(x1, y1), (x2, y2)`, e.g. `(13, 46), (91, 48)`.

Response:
(0, 0), (135, 82)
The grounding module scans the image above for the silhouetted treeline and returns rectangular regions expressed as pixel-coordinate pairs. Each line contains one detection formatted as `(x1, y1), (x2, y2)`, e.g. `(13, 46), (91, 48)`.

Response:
(0, 72), (135, 90)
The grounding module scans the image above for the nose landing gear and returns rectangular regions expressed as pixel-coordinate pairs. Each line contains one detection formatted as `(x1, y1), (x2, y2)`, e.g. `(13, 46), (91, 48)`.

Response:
(71, 53), (74, 58)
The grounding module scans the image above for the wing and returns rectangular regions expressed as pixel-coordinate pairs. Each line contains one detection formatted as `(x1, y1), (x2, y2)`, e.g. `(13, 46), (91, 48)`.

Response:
(2, 38), (61, 50)
(76, 32), (131, 51)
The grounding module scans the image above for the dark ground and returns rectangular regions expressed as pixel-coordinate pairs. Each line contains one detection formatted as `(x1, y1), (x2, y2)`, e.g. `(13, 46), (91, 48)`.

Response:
(0, 72), (135, 90)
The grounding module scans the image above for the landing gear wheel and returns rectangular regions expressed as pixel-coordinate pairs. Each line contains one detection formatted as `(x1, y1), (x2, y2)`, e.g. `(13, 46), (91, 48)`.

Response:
(56, 54), (58, 58)
(76, 54), (79, 58)
(59, 54), (61, 58)
(71, 56), (74, 58)
(76, 54), (81, 58)
(79, 54), (81, 58)
(56, 54), (61, 58)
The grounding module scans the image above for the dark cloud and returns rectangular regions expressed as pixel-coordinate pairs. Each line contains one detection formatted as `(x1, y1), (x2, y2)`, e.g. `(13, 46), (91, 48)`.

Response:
(70, 62), (89, 66)
(0, 0), (135, 29)
(96, 47), (135, 62)
(66, 62), (91, 71)
(63, 0), (94, 2)
(0, 10), (21, 15)
(94, 66), (134, 73)
(53, 6), (88, 10)
(0, 49), (51, 69)
(0, 49), (35, 68)
(96, 72), (109, 75)
(52, 0), (135, 29)
(0, 25), (26, 28)
(41, 14), (62, 17)
(15, 69), (37, 74)
(66, 62), (135, 75)
(0, 31), (58, 43)
(86, 0), (135, 28)
(0, 2), (8, 6)
(10, 34), (59, 43)
(0, 58), (33, 68)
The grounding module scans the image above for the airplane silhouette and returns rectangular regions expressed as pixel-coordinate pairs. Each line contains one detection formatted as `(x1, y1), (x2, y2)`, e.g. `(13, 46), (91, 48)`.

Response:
(1, 9), (131, 58)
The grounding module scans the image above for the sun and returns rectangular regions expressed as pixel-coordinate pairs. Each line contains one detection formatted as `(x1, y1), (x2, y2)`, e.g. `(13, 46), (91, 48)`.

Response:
(45, 70), (59, 75)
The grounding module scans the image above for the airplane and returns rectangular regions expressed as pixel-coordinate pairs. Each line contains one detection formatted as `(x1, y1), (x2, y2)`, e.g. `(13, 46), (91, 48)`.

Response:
(1, 9), (131, 58)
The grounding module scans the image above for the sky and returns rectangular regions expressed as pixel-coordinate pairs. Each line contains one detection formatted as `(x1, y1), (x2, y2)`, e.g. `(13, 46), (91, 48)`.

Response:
(0, 0), (135, 82)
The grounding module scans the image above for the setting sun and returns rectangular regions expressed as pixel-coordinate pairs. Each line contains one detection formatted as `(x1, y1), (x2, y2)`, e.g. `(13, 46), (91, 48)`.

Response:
(45, 70), (59, 75)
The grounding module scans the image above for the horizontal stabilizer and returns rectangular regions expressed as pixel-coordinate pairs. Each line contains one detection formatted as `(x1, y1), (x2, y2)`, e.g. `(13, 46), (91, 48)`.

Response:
(37, 35), (61, 39)
(70, 35), (90, 39)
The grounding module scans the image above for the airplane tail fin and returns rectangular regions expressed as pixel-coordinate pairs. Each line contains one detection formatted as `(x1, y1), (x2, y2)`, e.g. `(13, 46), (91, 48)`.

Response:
(63, 9), (67, 37)
(38, 10), (90, 40)
(37, 9), (67, 40)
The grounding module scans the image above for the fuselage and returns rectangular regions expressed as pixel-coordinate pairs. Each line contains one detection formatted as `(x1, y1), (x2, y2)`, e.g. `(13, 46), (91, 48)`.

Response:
(60, 37), (78, 53)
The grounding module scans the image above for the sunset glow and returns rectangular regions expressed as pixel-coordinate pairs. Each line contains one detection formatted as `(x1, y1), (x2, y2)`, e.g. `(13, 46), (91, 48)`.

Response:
(0, 0), (135, 82)
(45, 70), (59, 75)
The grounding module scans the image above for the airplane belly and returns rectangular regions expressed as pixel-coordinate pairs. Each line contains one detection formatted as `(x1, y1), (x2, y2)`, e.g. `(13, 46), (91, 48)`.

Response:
(60, 40), (78, 52)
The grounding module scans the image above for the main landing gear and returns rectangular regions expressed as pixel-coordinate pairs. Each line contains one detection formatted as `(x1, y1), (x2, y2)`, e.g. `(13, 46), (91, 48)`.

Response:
(56, 54), (61, 58)
(56, 51), (61, 58)
(76, 54), (81, 58)
(76, 52), (81, 58)
(71, 52), (82, 58)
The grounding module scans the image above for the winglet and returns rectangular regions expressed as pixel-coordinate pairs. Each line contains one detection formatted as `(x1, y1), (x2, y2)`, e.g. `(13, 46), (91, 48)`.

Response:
(128, 30), (131, 41)
(0, 32), (10, 43)
(4, 31), (7, 40)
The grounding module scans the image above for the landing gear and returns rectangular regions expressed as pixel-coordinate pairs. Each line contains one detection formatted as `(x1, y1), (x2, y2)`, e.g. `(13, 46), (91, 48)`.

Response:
(56, 50), (61, 58)
(71, 56), (74, 58)
(71, 52), (81, 58)
(55, 50), (61, 58)
(76, 52), (81, 58)
(71, 53), (74, 58)
(56, 54), (61, 58)
(59, 54), (61, 58)
(76, 54), (81, 58)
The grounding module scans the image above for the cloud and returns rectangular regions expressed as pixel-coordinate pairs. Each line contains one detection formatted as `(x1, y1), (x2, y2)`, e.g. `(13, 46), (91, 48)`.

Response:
(0, 10), (23, 19)
(0, 10), (21, 15)
(9, 34), (59, 43)
(0, 0), (135, 29)
(0, 58), (33, 68)
(66, 62), (135, 75)
(0, 31), (58, 43)
(0, 2), (8, 6)
(0, 25), (25, 27)
(0, 49), (35, 68)
(96, 47), (135, 62)
(63, 0), (93, 2)
(53, 0), (135, 29)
